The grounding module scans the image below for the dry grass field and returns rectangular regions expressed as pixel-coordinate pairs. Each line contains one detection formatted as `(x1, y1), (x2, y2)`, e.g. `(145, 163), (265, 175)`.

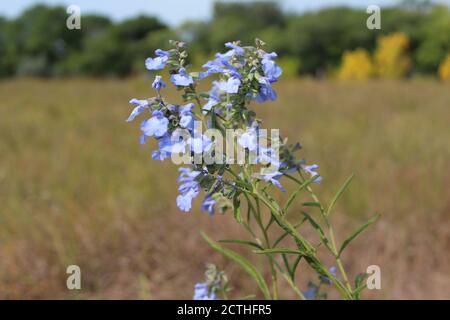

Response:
(0, 78), (449, 299)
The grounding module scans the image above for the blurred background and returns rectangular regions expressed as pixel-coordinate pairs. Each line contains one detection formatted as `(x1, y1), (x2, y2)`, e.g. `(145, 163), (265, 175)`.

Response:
(0, 0), (449, 299)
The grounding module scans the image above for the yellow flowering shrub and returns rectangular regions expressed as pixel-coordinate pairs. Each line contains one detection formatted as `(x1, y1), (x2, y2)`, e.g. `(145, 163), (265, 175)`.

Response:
(338, 48), (374, 80)
(374, 32), (411, 79)
(438, 54), (450, 81)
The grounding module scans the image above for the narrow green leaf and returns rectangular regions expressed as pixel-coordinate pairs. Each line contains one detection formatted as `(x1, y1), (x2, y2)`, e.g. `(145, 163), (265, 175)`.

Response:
(290, 256), (302, 281)
(338, 214), (380, 257)
(282, 254), (292, 275)
(283, 175), (318, 212)
(219, 239), (263, 250)
(254, 248), (307, 255)
(303, 202), (322, 208)
(327, 174), (354, 215)
(201, 232), (271, 299)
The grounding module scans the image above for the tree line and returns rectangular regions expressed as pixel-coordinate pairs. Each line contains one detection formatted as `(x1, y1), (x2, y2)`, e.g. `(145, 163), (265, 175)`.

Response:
(0, 1), (449, 78)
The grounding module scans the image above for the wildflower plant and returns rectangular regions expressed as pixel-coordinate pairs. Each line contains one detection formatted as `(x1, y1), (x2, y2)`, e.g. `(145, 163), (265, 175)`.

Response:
(127, 39), (379, 300)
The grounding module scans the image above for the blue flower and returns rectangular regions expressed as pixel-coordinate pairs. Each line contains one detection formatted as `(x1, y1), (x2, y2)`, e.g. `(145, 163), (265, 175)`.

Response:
(203, 97), (220, 113)
(188, 134), (212, 154)
(140, 110), (169, 138)
(320, 266), (337, 285)
(302, 164), (322, 183)
(152, 149), (170, 161)
(238, 128), (258, 151)
(179, 103), (195, 128)
(201, 195), (216, 216)
(178, 167), (201, 181)
(193, 283), (217, 300)
(158, 133), (187, 155)
(303, 286), (317, 300)
(145, 49), (170, 70)
(259, 170), (285, 192)
(176, 189), (197, 212)
(126, 98), (149, 122)
(171, 68), (194, 87)
(255, 77), (277, 103)
(202, 60), (224, 75)
(218, 77), (241, 94)
(225, 42), (245, 56)
(257, 146), (280, 168)
(176, 167), (201, 212)
(202, 82), (221, 113)
(152, 75), (166, 92)
(262, 52), (282, 82)
(215, 50), (234, 63)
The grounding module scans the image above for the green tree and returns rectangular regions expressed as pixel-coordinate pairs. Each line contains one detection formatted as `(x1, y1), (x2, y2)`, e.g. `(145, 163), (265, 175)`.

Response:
(208, 2), (285, 53)
(285, 8), (376, 76)
(11, 5), (83, 76)
(416, 5), (450, 73)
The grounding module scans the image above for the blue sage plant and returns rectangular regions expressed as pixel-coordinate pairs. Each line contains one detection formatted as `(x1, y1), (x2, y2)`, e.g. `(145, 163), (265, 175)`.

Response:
(127, 39), (379, 300)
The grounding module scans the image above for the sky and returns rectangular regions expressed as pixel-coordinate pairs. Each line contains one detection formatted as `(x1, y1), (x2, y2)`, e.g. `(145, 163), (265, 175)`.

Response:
(1, 0), (449, 26)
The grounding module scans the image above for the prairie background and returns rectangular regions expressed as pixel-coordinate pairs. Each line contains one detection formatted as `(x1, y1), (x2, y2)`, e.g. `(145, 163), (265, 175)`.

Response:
(0, 77), (449, 299)
(1, 0), (450, 300)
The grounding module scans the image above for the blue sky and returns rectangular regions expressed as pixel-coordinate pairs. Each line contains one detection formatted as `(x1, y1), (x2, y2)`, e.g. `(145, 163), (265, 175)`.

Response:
(1, 0), (449, 26)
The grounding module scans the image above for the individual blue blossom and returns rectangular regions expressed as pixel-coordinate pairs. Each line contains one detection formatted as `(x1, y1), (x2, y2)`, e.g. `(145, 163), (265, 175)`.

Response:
(145, 49), (170, 70)
(238, 127), (258, 152)
(140, 110), (169, 138)
(193, 283), (217, 300)
(179, 103), (195, 128)
(255, 77), (277, 103)
(152, 149), (169, 161)
(215, 50), (234, 63)
(259, 170), (286, 192)
(222, 61), (241, 79)
(202, 97), (220, 113)
(201, 195), (216, 216)
(178, 167), (201, 184)
(225, 42), (245, 56)
(188, 134), (212, 154)
(158, 133), (187, 154)
(217, 77), (241, 94)
(149, 132), (187, 160)
(152, 75), (166, 92)
(202, 82), (221, 113)
(303, 286), (317, 300)
(177, 188), (198, 212)
(201, 60), (224, 76)
(320, 266), (337, 285)
(262, 52), (283, 82)
(126, 98), (149, 122)
(171, 68), (194, 87)
(176, 167), (201, 212)
(257, 146), (280, 168)
(302, 164), (322, 184)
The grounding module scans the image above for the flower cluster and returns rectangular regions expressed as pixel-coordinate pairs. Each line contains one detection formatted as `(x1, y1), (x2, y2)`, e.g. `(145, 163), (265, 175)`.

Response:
(127, 40), (320, 215)
(128, 40), (377, 301)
